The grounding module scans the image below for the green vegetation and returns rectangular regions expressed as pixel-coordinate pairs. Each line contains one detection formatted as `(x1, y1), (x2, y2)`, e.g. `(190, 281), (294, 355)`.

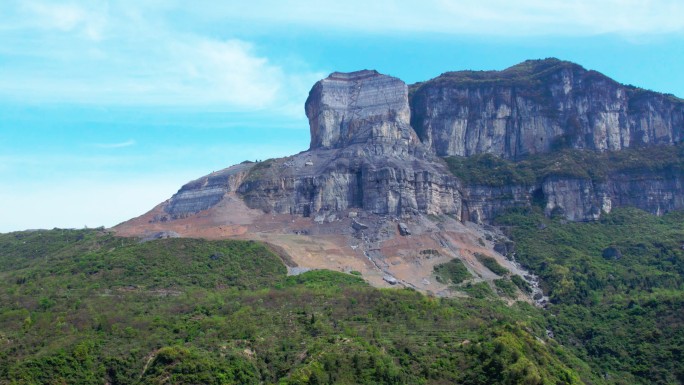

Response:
(410, 58), (591, 105)
(459, 281), (496, 299)
(2, 207), (683, 384)
(0, 229), (595, 384)
(510, 274), (532, 294)
(243, 158), (277, 183)
(282, 269), (366, 289)
(494, 278), (518, 298)
(496, 207), (684, 384)
(445, 143), (684, 187)
(411, 58), (584, 91)
(475, 253), (509, 276)
(626, 86), (684, 105)
(432, 258), (471, 285)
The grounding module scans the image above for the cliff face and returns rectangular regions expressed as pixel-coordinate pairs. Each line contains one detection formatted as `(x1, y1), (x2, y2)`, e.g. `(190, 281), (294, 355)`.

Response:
(462, 170), (683, 224)
(161, 70), (461, 220)
(153, 60), (682, 225)
(542, 171), (684, 220)
(306, 70), (418, 153)
(410, 59), (683, 160)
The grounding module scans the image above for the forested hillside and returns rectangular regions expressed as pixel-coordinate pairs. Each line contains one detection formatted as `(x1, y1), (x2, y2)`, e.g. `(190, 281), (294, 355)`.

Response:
(1, 207), (682, 384)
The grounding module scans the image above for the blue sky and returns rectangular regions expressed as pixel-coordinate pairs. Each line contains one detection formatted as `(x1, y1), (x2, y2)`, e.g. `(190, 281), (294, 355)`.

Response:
(2, 0), (684, 232)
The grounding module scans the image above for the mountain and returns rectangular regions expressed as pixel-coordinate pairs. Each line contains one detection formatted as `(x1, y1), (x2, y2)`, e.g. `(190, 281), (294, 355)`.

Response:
(2, 59), (684, 385)
(116, 69), (501, 295)
(115, 59), (683, 292)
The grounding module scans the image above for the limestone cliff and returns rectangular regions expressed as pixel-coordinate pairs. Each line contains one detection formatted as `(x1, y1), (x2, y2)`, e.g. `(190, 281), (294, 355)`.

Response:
(410, 58), (683, 160)
(160, 70), (461, 221)
(306, 70), (418, 153)
(462, 169), (683, 223)
(144, 61), (682, 226)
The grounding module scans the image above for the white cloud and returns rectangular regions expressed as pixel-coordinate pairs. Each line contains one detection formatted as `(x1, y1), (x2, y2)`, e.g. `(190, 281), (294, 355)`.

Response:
(165, 38), (303, 109)
(21, 1), (107, 40)
(0, 1), (324, 112)
(3, 0), (681, 110)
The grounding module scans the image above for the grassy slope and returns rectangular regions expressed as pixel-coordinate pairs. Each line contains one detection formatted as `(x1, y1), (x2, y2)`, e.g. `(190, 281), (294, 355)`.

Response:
(0, 230), (592, 385)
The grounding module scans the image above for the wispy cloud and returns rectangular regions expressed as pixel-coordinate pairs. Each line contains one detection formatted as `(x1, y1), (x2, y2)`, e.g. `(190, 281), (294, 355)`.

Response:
(93, 139), (136, 149)
(20, 1), (108, 40)
(3, 1), (682, 111)
(0, 1), (324, 112)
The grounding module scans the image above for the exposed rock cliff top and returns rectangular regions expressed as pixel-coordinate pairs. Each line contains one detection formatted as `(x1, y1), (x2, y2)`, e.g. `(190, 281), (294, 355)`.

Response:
(411, 58), (588, 91)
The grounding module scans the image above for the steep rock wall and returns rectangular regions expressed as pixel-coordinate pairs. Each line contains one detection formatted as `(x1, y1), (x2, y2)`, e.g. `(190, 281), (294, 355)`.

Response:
(410, 59), (683, 160)
(237, 150), (461, 217)
(461, 169), (683, 223)
(162, 71), (462, 220)
(306, 70), (418, 153)
(160, 63), (682, 224)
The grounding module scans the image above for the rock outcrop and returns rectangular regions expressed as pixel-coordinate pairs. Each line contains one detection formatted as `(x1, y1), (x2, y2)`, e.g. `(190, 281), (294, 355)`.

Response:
(410, 58), (683, 160)
(145, 61), (682, 225)
(160, 70), (462, 221)
(306, 70), (418, 153)
(460, 169), (683, 223)
(164, 162), (252, 218)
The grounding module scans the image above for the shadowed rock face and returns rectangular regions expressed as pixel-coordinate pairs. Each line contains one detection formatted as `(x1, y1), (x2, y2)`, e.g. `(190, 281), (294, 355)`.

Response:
(410, 59), (684, 160)
(460, 170), (684, 224)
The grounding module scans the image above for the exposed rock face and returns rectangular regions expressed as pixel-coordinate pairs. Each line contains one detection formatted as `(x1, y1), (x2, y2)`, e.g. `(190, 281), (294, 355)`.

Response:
(543, 171), (684, 220)
(164, 163), (252, 218)
(410, 59), (683, 160)
(153, 61), (681, 225)
(461, 185), (536, 223)
(161, 71), (461, 221)
(461, 170), (683, 223)
(306, 70), (417, 153)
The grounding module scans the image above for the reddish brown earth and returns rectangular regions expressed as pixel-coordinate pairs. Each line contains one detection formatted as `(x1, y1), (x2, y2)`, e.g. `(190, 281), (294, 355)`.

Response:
(114, 191), (532, 301)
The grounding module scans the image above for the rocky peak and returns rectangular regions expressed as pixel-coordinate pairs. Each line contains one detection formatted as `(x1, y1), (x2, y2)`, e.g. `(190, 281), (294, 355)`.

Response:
(305, 69), (417, 153)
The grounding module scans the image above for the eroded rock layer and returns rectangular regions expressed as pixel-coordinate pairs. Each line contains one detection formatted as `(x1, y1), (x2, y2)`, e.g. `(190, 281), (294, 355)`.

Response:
(462, 170), (683, 223)
(306, 70), (418, 152)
